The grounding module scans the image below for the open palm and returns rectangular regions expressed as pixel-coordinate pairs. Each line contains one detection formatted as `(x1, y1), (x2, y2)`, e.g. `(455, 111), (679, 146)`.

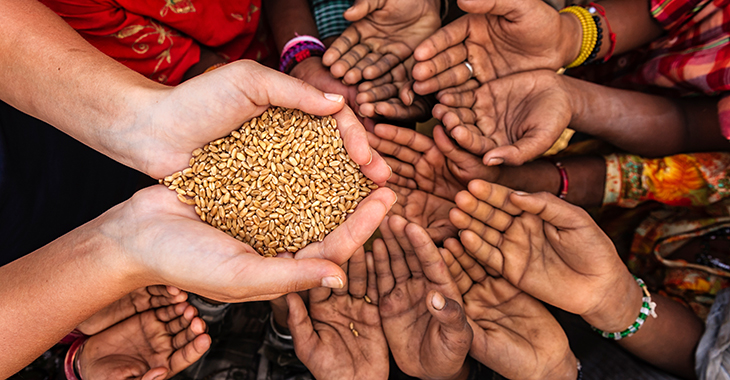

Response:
(78, 303), (210, 380)
(388, 183), (456, 244)
(449, 180), (627, 317)
(374, 216), (472, 379)
(412, 0), (573, 95)
(442, 241), (578, 380)
(323, 0), (441, 84)
(434, 70), (573, 166)
(286, 248), (388, 380)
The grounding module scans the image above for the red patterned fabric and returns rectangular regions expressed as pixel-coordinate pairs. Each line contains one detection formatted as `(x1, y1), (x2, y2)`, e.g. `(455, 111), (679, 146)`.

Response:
(576, 0), (730, 139)
(41, 0), (271, 85)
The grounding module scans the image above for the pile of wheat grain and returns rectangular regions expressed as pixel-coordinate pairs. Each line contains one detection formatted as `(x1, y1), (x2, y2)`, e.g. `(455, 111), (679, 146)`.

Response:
(161, 107), (375, 257)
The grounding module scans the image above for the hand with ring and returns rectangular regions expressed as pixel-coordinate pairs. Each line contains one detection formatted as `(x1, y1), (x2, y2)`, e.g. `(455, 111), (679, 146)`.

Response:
(412, 0), (580, 95)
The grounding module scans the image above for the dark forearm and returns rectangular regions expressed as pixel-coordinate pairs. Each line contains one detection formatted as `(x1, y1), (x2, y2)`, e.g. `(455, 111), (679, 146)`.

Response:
(497, 155), (606, 207)
(617, 295), (702, 379)
(266, 0), (320, 53)
(594, 0), (664, 58)
(566, 76), (730, 156)
(583, 271), (702, 379)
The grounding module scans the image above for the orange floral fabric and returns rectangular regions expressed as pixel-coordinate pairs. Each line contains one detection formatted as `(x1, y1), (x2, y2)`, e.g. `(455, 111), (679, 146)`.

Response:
(626, 202), (730, 319)
(603, 152), (730, 207)
(600, 151), (730, 319)
(41, 0), (271, 85)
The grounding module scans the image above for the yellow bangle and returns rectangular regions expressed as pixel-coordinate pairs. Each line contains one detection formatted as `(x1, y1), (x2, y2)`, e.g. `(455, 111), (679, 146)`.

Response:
(559, 6), (598, 69)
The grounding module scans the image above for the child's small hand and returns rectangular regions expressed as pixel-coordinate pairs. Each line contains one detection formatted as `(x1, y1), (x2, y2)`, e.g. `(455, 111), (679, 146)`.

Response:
(356, 58), (431, 122)
(449, 180), (632, 320)
(441, 241), (578, 380)
(433, 70), (573, 166)
(78, 302), (210, 380)
(374, 216), (472, 380)
(76, 285), (188, 336)
(286, 248), (389, 380)
(368, 124), (469, 201)
(388, 183), (457, 244)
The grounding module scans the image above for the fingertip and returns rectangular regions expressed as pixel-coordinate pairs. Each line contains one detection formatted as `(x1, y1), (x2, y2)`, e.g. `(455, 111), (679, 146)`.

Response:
(166, 285), (181, 295)
(430, 290), (446, 310)
(324, 93), (344, 103)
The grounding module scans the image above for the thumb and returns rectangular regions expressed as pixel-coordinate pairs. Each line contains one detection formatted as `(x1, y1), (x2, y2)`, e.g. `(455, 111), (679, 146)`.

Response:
(427, 290), (473, 349)
(457, 0), (529, 18)
(344, 0), (380, 21)
(509, 191), (590, 231)
(481, 133), (552, 167)
(229, 62), (346, 117)
(286, 293), (318, 353)
(141, 368), (169, 380)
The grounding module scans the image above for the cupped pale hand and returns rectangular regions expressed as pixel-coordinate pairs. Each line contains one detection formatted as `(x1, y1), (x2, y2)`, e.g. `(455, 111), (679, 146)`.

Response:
(286, 248), (388, 380)
(100, 185), (394, 303)
(435, 70), (574, 166)
(78, 303), (211, 380)
(373, 216), (472, 379)
(323, 0), (441, 84)
(135, 60), (389, 184)
(412, 0), (575, 95)
(449, 180), (630, 317)
(441, 241), (579, 380)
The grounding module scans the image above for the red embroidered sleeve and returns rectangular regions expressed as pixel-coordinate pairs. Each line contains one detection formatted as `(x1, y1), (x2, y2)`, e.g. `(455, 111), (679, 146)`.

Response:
(40, 0), (200, 85)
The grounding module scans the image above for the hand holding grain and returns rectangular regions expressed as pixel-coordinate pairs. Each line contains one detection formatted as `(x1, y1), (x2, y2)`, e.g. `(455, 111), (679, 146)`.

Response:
(99, 185), (393, 303)
(134, 61), (390, 185)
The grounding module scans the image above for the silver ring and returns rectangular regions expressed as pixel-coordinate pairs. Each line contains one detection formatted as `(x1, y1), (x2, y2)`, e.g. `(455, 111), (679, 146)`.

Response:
(464, 61), (474, 79)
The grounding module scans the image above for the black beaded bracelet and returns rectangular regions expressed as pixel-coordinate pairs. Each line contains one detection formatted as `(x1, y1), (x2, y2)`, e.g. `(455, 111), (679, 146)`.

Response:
(584, 15), (603, 65)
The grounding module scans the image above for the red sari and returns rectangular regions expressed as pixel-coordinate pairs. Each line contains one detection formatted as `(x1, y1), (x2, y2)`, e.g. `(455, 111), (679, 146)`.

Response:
(41, 0), (271, 85)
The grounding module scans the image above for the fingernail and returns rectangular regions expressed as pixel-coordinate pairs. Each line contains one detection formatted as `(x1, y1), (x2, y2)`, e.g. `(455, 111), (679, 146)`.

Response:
(387, 165), (393, 180)
(391, 193), (398, 207)
(487, 157), (504, 166)
(357, 110), (366, 118)
(366, 148), (374, 166)
(513, 191), (528, 196)
(321, 276), (344, 289)
(324, 93), (343, 102)
(431, 292), (446, 310)
(458, 230), (462, 237)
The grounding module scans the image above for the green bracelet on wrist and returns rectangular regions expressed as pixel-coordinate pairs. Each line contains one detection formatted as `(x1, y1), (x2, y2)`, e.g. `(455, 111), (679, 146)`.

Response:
(592, 276), (658, 340)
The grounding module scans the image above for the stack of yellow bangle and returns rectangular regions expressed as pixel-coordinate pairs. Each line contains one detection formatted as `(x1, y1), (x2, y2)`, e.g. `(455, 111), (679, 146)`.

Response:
(559, 6), (598, 69)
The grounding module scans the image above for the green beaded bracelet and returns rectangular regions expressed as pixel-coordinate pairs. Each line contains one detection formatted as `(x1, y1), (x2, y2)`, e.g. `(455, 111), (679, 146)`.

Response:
(592, 276), (658, 340)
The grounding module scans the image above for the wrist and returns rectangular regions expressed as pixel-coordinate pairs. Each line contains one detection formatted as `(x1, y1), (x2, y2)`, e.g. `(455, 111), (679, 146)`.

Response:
(438, 361), (470, 380)
(581, 270), (644, 333)
(91, 200), (157, 290)
(289, 56), (322, 80)
(111, 85), (172, 177)
(546, 351), (579, 380)
(558, 12), (583, 68)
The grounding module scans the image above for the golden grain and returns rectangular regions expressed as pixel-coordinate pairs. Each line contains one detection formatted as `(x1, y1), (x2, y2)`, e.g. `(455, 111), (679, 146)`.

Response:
(162, 107), (375, 256)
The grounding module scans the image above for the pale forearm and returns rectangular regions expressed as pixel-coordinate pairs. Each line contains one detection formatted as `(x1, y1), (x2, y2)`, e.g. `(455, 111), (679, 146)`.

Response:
(0, 218), (143, 377)
(0, 1), (165, 170)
